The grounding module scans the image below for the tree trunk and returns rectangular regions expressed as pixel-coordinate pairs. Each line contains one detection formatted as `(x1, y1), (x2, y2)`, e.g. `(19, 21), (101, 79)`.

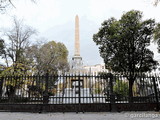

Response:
(128, 78), (134, 103)
(6, 85), (16, 102)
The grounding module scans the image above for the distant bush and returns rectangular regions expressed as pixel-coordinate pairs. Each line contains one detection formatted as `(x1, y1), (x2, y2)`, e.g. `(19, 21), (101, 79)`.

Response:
(113, 80), (129, 97)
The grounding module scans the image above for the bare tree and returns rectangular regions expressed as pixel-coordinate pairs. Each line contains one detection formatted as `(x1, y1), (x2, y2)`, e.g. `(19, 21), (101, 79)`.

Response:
(154, 0), (160, 6)
(3, 17), (36, 66)
(0, 17), (36, 99)
(0, 0), (36, 13)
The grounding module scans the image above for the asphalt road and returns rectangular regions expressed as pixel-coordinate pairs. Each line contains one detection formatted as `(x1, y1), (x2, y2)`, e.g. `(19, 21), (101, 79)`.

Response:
(0, 111), (160, 120)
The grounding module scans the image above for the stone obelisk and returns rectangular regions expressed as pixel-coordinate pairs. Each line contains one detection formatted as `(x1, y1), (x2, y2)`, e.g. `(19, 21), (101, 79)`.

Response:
(75, 15), (80, 56)
(71, 15), (83, 72)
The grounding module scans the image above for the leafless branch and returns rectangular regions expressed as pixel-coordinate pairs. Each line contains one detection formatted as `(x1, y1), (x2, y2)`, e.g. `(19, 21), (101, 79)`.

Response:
(154, 0), (160, 6)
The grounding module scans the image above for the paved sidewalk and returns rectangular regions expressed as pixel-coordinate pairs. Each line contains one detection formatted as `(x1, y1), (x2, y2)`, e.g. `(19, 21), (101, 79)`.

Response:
(0, 112), (160, 120)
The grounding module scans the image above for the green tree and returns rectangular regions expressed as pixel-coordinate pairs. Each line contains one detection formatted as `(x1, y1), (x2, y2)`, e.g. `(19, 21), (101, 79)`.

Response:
(113, 80), (129, 97)
(1, 63), (32, 100)
(154, 23), (160, 52)
(25, 40), (69, 91)
(26, 40), (69, 75)
(93, 10), (158, 102)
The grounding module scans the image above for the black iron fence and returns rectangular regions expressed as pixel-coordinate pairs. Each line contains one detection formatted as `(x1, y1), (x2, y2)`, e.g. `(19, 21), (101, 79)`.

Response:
(0, 73), (159, 112)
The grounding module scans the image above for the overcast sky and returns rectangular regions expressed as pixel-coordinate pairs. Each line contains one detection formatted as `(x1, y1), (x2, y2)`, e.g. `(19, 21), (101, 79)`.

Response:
(0, 0), (160, 65)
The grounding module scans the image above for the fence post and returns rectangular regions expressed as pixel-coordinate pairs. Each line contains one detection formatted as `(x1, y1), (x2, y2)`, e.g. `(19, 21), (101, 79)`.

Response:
(152, 76), (159, 111)
(78, 75), (81, 104)
(43, 72), (49, 104)
(78, 75), (81, 112)
(109, 73), (116, 112)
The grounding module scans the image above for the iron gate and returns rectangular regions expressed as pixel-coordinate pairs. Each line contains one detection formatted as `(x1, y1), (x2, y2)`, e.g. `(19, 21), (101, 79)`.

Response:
(47, 74), (111, 112)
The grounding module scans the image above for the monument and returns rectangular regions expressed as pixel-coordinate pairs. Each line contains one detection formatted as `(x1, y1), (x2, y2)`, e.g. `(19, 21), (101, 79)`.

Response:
(70, 15), (83, 72)
(49, 15), (106, 104)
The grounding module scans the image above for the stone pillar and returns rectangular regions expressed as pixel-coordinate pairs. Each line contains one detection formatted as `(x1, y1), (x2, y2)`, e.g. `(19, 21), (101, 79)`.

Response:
(70, 15), (83, 73)
(75, 15), (80, 56)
